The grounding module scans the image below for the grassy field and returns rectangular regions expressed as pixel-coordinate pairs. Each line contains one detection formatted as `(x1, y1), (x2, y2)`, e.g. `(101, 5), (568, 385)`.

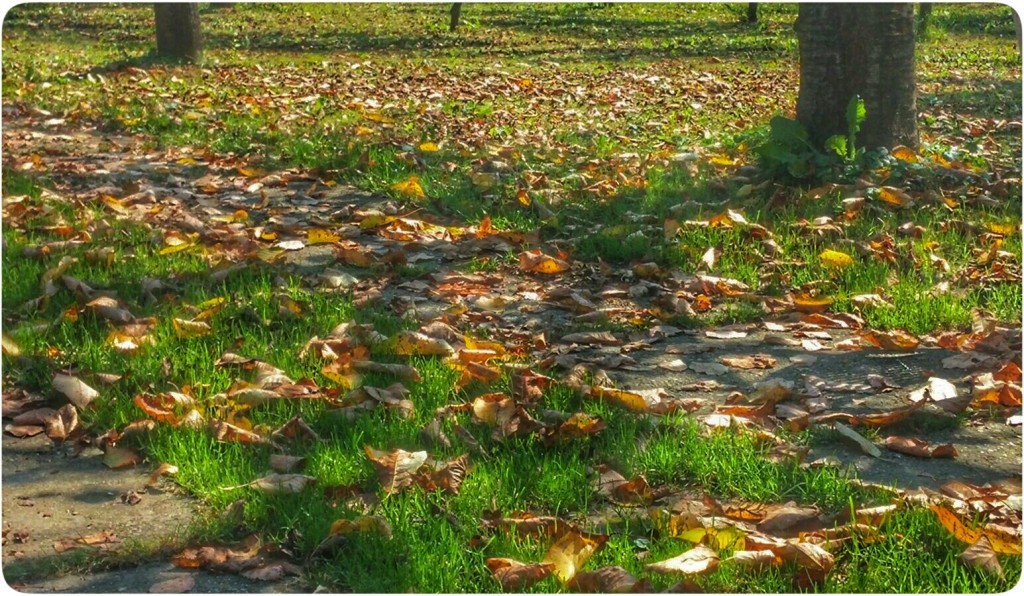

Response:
(2, 3), (1021, 592)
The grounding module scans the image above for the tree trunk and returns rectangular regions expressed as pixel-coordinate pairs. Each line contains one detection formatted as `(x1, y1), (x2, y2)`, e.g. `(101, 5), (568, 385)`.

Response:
(747, 3), (759, 24)
(154, 3), (202, 63)
(795, 4), (918, 151)
(450, 3), (462, 32)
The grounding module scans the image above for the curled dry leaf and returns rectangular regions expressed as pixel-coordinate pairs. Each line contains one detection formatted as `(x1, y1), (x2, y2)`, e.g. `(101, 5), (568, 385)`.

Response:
(725, 549), (782, 571)
(859, 329), (919, 351)
(209, 419), (274, 446)
(224, 473), (316, 494)
(561, 331), (622, 346)
(542, 529), (608, 583)
(393, 331), (454, 357)
(45, 404), (78, 441)
(960, 536), (1004, 579)
(567, 566), (647, 593)
(645, 544), (720, 576)
(53, 372), (99, 409)
(486, 558), (555, 591)
(351, 360), (421, 382)
(364, 445), (428, 495)
(691, 362), (728, 376)
(884, 436), (958, 459)
(271, 415), (320, 442)
(147, 463), (180, 487)
(103, 445), (141, 469)
(519, 249), (570, 274)
(172, 318), (212, 339)
(909, 377), (970, 414)
(329, 515), (392, 539)
(418, 453), (471, 495)
(85, 296), (134, 324)
(172, 535), (261, 572)
(596, 465), (654, 506)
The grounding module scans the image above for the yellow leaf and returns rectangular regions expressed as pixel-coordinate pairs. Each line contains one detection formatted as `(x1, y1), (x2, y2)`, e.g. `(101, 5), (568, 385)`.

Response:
(390, 176), (426, 201)
(308, 228), (340, 244)
(987, 222), (1017, 236)
(418, 142), (439, 153)
(791, 293), (833, 313)
(709, 155), (736, 167)
(172, 318), (211, 339)
(678, 526), (746, 551)
(394, 331), (454, 357)
(159, 243), (194, 256)
(931, 504), (1022, 555)
(878, 186), (914, 207)
(516, 188), (532, 206)
(891, 145), (918, 163)
(329, 516), (392, 538)
(819, 249), (854, 270)
(541, 530), (607, 583)
(355, 125), (373, 136)
(101, 195), (130, 214)
(519, 249), (570, 274)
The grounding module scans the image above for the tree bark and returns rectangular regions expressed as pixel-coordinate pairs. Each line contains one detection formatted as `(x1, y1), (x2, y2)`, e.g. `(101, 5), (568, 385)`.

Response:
(747, 3), (759, 24)
(450, 3), (462, 32)
(795, 4), (918, 151)
(154, 3), (202, 63)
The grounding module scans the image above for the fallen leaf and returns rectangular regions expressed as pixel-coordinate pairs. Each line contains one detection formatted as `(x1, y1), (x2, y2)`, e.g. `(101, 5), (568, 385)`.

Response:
(103, 445), (140, 469)
(148, 576), (195, 593)
(542, 529), (608, 582)
(884, 436), (958, 459)
(567, 566), (646, 593)
(519, 249), (570, 274)
(819, 249), (854, 269)
(960, 536), (1005, 579)
(364, 445), (428, 494)
(720, 354), (777, 369)
(52, 372), (99, 409)
(645, 545), (719, 576)
(486, 558), (555, 591)
(390, 175), (426, 200)
(833, 422), (881, 457)
(147, 463), (180, 487)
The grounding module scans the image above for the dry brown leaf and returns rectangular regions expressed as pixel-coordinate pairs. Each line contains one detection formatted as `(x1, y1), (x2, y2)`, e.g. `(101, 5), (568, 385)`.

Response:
(394, 331), (454, 357)
(567, 566), (646, 593)
(519, 249), (570, 274)
(53, 372), (99, 409)
(146, 463), (180, 487)
(960, 536), (1004, 579)
(486, 558), (555, 591)
(859, 329), (919, 351)
(720, 354), (777, 370)
(364, 445), (428, 495)
(884, 436), (958, 459)
(645, 545), (719, 576)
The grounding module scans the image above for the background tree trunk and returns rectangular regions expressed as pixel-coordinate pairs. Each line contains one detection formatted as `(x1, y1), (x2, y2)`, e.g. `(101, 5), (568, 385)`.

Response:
(747, 3), (759, 24)
(154, 3), (202, 63)
(450, 3), (462, 32)
(795, 4), (918, 151)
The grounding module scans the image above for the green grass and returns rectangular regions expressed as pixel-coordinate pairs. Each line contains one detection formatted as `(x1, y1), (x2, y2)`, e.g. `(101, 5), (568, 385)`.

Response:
(2, 3), (1022, 593)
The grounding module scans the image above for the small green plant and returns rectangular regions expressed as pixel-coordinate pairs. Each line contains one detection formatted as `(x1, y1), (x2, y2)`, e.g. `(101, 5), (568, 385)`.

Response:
(755, 96), (866, 181)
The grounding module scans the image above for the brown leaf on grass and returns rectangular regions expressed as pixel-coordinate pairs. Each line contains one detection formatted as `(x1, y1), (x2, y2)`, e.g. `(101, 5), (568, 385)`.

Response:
(85, 296), (134, 324)
(351, 360), (421, 382)
(519, 249), (570, 274)
(720, 354), (777, 370)
(776, 541), (835, 576)
(52, 372), (99, 409)
(757, 504), (822, 536)
(543, 413), (606, 444)
(511, 369), (553, 403)
(590, 386), (650, 413)
(364, 446), (428, 495)
(725, 549), (782, 571)
(645, 545), (719, 576)
(961, 536), (1005, 579)
(567, 566), (648, 593)
(226, 473), (316, 494)
(858, 329), (919, 351)
(596, 465), (654, 506)
(542, 529), (608, 582)
(134, 392), (194, 425)
(418, 453), (470, 495)
(486, 558), (555, 591)
(269, 415), (320, 443)
(884, 436), (958, 459)
(208, 419), (274, 446)
(329, 515), (392, 538)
